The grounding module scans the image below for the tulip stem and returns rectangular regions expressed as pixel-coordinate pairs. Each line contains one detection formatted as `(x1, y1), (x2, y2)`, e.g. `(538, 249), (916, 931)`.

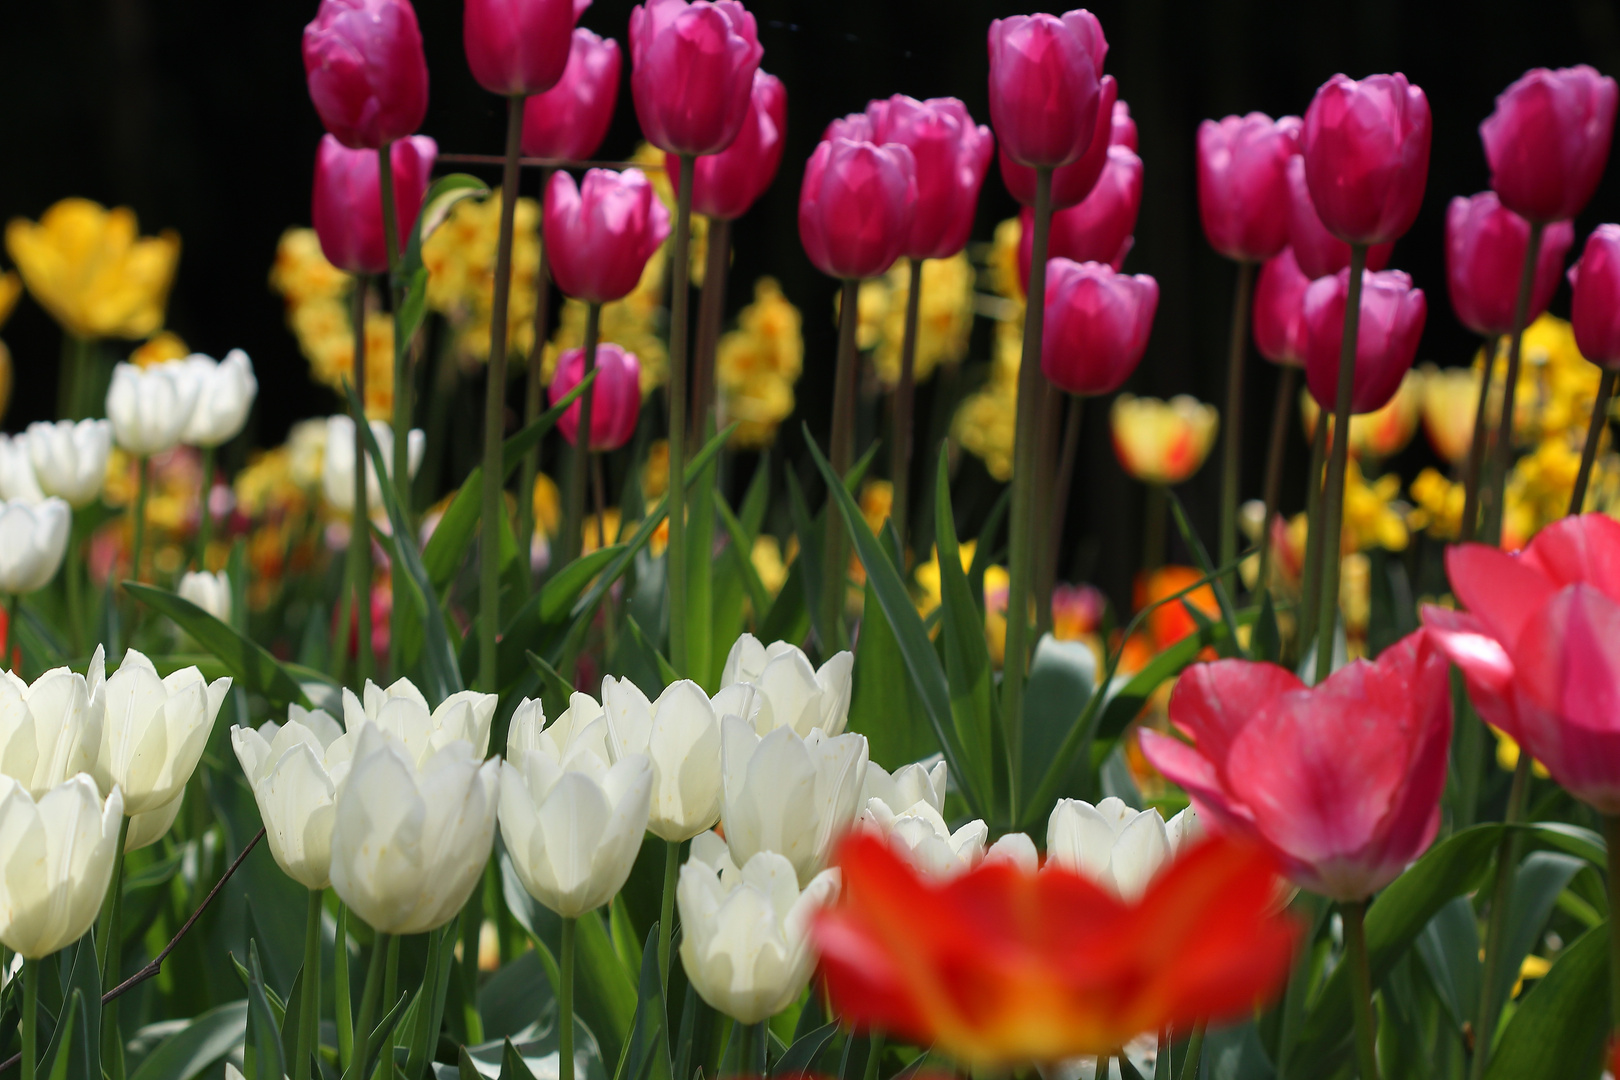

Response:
(667, 155), (696, 678)
(1343, 900), (1380, 1080)
(1605, 815), (1620, 1045)
(861, 1032), (885, 1080)
(692, 216), (731, 436)
(559, 917), (576, 1080)
(1482, 223), (1545, 547)
(1257, 365), (1300, 592)
(890, 258), (925, 551)
(1569, 369), (1616, 516)
(1142, 484), (1167, 575)
(129, 457), (151, 587)
(820, 278), (862, 658)
(335, 904), (353, 1069)
(658, 839), (679, 990)
(1470, 756), (1531, 1080)
(1033, 384), (1065, 638)
(519, 168), (556, 584)
(194, 446), (215, 571)
(1220, 261), (1256, 594)
(1459, 336), (1500, 543)
(1297, 415), (1329, 653)
(351, 931), (390, 1080)
(1179, 1022), (1205, 1080)
(350, 278), (373, 690)
(294, 890), (322, 1080)
(563, 304), (603, 566)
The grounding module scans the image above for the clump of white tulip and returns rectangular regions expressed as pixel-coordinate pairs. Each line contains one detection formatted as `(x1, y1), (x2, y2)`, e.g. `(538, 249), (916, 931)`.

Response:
(1045, 796), (1201, 899)
(601, 676), (723, 842)
(0, 498), (70, 595)
(106, 361), (202, 457)
(0, 434), (45, 503)
(0, 660), (99, 797)
(721, 633), (853, 737)
(94, 648), (231, 817)
(858, 762), (987, 877)
(178, 349), (257, 447)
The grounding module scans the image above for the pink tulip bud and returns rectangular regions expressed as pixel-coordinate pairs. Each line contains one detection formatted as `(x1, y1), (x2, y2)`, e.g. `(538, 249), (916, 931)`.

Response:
(521, 29), (622, 161)
(629, 0), (763, 157)
(1481, 65), (1617, 225)
(1570, 224), (1620, 368)
(668, 70), (787, 221)
(1300, 73), (1431, 246)
(999, 76), (1117, 210)
(1041, 258), (1158, 396)
(1252, 247), (1310, 366)
(551, 343), (642, 450)
(312, 134), (437, 275)
(463, 0), (589, 98)
(798, 138), (917, 281)
(1197, 113), (1301, 263)
(1111, 100), (1137, 151)
(1445, 192), (1575, 338)
(544, 168), (672, 304)
(303, 0), (430, 150)
(1302, 267), (1427, 415)
(1017, 145), (1142, 293)
(1286, 156), (1394, 279)
(862, 95), (994, 261)
(987, 9), (1107, 169)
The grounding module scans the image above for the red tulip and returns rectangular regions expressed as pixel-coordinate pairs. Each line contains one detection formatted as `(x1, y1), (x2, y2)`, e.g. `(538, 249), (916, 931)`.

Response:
(463, 0), (588, 98)
(1424, 514), (1620, 813)
(999, 76), (1118, 210)
(312, 134), (437, 276)
(543, 168), (672, 304)
(1300, 73), (1431, 246)
(521, 28), (622, 161)
(1111, 99), (1137, 151)
(798, 138), (917, 281)
(669, 70), (786, 221)
(302, 0), (429, 150)
(1302, 267), (1427, 415)
(1286, 156), (1394, 279)
(1140, 629), (1452, 902)
(1042, 258), (1157, 396)
(551, 343), (642, 450)
(986, 10), (1108, 169)
(1445, 192), (1575, 338)
(1570, 224), (1620, 367)
(1017, 145), (1142, 292)
(629, 0), (762, 157)
(1197, 113), (1301, 263)
(1481, 66), (1617, 225)
(866, 95), (994, 260)
(1253, 247), (1310, 366)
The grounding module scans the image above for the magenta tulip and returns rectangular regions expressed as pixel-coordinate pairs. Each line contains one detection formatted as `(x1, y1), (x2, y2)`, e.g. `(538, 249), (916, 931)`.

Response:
(544, 168), (672, 304)
(463, 0), (587, 98)
(1197, 113), (1301, 263)
(798, 138), (917, 281)
(1300, 73), (1431, 246)
(1569, 224), (1620, 367)
(1286, 156), (1394, 279)
(521, 28), (622, 161)
(1000, 76), (1117, 210)
(1481, 65), (1617, 225)
(551, 343), (642, 450)
(865, 95), (994, 261)
(1111, 99), (1137, 151)
(1303, 267), (1427, 414)
(1253, 247), (1311, 366)
(669, 70), (787, 221)
(1041, 258), (1157, 396)
(302, 0), (429, 150)
(629, 0), (762, 157)
(1016, 144), (1142, 292)
(312, 134), (437, 275)
(1445, 192), (1575, 338)
(1140, 629), (1452, 902)
(986, 9), (1108, 169)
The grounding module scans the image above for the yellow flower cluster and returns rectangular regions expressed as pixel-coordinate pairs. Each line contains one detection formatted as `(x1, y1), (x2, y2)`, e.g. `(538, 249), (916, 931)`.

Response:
(421, 188), (541, 363)
(856, 255), (976, 388)
(953, 218), (1025, 481)
(1340, 459), (1409, 553)
(1110, 394), (1219, 486)
(1418, 363), (1479, 465)
(716, 278), (803, 448)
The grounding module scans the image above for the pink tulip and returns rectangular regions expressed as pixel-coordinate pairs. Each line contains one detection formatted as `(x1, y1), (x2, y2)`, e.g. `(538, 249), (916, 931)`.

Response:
(521, 29), (622, 161)
(1041, 258), (1157, 396)
(1303, 267), (1427, 414)
(1481, 66), (1617, 224)
(866, 94), (994, 261)
(987, 9), (1108, 169)
(629, 0), (762, 157)
(1424, 514), (1620, 813)
(1300, 73), (1431, 246)
(1445, 192), (1575, 338)
(544, 168), (672, 304)
(1111, 99), (1137, 151)
(312, 134), (437, 275)
(1197, 113), (1301, 263)
(463, 0), (588, 98)
(1140, 629), (1452, 902)
(798, 138), (917, 281)
(1253, 247), (1310, 366)
(1016, 144), (1142, 293)
(999, 76), (1118, 210)
(302, 0), (429, 150)
(551, 343), (642, 450)
(669, 70), (787, 221)
(1286, 156), (1394, 279)
(1569, 224), (1620, 367)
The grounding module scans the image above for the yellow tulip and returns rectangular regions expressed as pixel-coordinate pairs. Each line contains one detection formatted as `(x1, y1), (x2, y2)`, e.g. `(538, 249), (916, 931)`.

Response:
(1110, 394), (1219, 485)
(1418, 363), (1479, 465)
(1300, 368), (1424, 461)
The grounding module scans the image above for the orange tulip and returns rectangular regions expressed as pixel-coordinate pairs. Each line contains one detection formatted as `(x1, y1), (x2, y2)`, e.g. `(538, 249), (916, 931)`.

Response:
(812, 830), (1297, 1066)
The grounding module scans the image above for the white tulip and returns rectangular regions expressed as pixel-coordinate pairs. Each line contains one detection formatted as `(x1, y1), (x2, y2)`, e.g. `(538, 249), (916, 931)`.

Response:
(983, 831), (1039, 872)
(0, 660), (99, 798)
(720, 716), (868, 886)
(601, 676), (722, 842)
(861, 759), (947, 816)
(0, 498), (70, 595)
(287, 419), (328, 489)
(861, 801), (986, 877)
(125, 789), (185, 852)
(677, 830), (839, 1024)
(93, 649), (231, 815)
(0, 774), (124, 958)
(323, 416), (425, 513)
(106, 361), (202, 457)
(1045, 797), (1201, 900)
(0, 434), (44, 504)
(180, 350), (258, 447)
(232, 705), (349, 889)
(720, 634), (853, 737)
(507, 692), (609, 762)
(178, 570), (232, 623)
(27, 420), (112, 508)
(330, 725), (499, 935)
(333, 678), (497, 764)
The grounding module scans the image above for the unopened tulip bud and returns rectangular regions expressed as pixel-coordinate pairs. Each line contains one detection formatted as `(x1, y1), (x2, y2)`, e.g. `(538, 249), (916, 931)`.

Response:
(1481, 65), (1617, 225)
(1300, 73), (1431, 246)
(336, 677), (498, 761)
(1569, 224), (1620, 367)
(463, 0), (588, 98)
(1110, 394), (1219, 486)
(313, 134), (437, 277)
(0, 658), (99, 798)
(1045, 796), (1200, 899)
(1303, 267), (1427, 415)
(853, 95), (992, 261)
(0, 435), (43, 504)
(551, 344), (642, 452)
(232, 706), (349, 890)
(180, 349), (259, 448)
(1197, 112), (1301, 263)
(1000, 76), (1117, 212)
(303, 0), (429, 150)
(1445, 192), (1573, 338)
(600, 676), (722, 841)
(522, 29), (622, 162)
(1041, 258), (1158, 396)
(798, 138), (917, 281)
(545, 168), (672, 304)
(629, 0), (763, 157)
(0, 498), (69, 595)
(94, 649), (231, 816)
(1285, 156), (1394, 279)
(720, 633), (853, 737)
(1253, 247), (1310, 366)
(1017, 144), (1142, 292)
(25, 420), (111, 508)
(178, 570), (232, 624)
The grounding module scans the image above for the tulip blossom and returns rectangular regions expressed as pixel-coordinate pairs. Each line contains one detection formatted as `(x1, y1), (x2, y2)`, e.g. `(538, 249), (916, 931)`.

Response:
(179, 349), (259, 448)
(336, 678), (499, 761)
(1109, 394), (1219, 486)
(1046, 797), (1200, 900)
(599, 676), (722, 842)
(106, 361), (202, 457)
(322, 415), (425, 514)
(522, 29), (622, 162)
(859, 95), (993, 260)
(25, 419), (111, 508)
(1481, 65), (1617, 224)
(629, 0), (763, 157)
(1285, 156), (1395, 279)
(1445, 193), (1574, 338)
(1569, 224), (1620, 366)
(1041, 258), (1158, 396)
(862, 759), (947, 815)
(1140, 629), (1451, 901)
(799, 138), (918, 281)
(1111, 100), (1137, 150)
(1300, 73), (1431, 246)
(999, 76), (1117, 211)
(1253, 247), (1310, 366)
(545, 169), (672, 305)
(178, 570), (232, 624)
(1017, 144), (1143, 291)
(94, 649), (231, 816)
(0, 660), (99, 799)
(312, 134), (437, 277)
(859, 796), (987, 878)
(0, 775), (124, 959)
(1197, 113), (1301, 263)
(231, 706), (350, 890)
(550, 343), (642, 452)
(463, 0), (587, 98)
(986, 10), (1108, 169)
(0, 499), (70, 596)
(1302, 267), (1427, 415)
(0, 435), (43, 504)
(720, 633), (853, 738)
(671, 71), (788, 221)
(1418, 364), (1479, 465)
(302, 0), (429, 150)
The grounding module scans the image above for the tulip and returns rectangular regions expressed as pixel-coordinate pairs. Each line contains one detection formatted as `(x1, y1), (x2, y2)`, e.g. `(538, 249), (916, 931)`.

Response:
(1302, 267), (1427, 415)
(720, 633), (853, 738)
(1569, 224), (1620, 366)
(1041, 258), (1158, 396)
(1418, 363), (1479, 465)
(0, 499), (69, 596)
(1045, 797), (1200, 900)
(849, 95), (992, 262)
(231, 706), (349, 890)
(331, 724), (499, 934)
(1140, 628), (1451, 901)
(106, 361), (201, 457)
(599, 676), (721, 841)
(550, 343), (642, 452)
(463, 0), (587, 98)
(521, 29), (622, 162)
(0, 775), (123, 959)
(545, 169), (672, 304)
(1197, 113), (1302, 263)
(998, 76), (1117, 211)
(302, 0), (429, 150)
(125, 790), (185, 853)
(798, 138), (918, 281)
(1445, 193), (1575, 338)
(1253, 247), (1311, 366)
(322, 415), (425, 514)
(1017, 145), (1143, 292)
(1300, 73), (1431, 246)
(25, 420), (111, 508)
(338, 677), (498, 761)
(861, 759), (947, 816)
(1285, 156), (1395, 280)
(628, 0), (763, 157)
(986, 10), (1108, 169)
(1480, 65), (1618, 225)
(0, 435), (44, 504)
(859, 797), (987, 878)
(0, 660), (99, 798)
(94, 649), (231, 816)
(1109, 394), (1219, 486)
(177, 570), (232, 624)
(678, 831), (840, 1022)
(312, 134), (438, 277)
(812, 830), (1296, 1065)
(670, 70), (788, 221)
(177, 349), (259, 448)
(1111, 100), (1136, 150)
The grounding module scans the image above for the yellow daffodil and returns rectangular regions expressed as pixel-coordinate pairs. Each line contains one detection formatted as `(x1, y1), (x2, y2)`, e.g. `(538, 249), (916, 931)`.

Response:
(269, 229), (394, 419)
(1408, 468), (1465, 540)
(1300, 369), (1424, 461)
(421, 189), (541, 362)
(716, 278), (804, 448)
(532, 473), (561, 538)
(856, 255), (975, 388)
(641, 440), (670, 501)
(1340, 460), (1409, 553)
(0, 272), (19, 328)
(1110, 394), (1219, 486)
(130, 331), (190, 368)
(914, 540), (975, 620)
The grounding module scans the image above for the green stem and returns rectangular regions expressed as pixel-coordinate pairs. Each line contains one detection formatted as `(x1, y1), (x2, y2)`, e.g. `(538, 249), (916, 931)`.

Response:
(1459, 336), (1499, 543)
(1047, 393), (1083, 597)
(691, 215), (731, 436)
(1314, 243), (1368, 685)
(1032, 383), (1064, 639)
(1180, 1022), (1205, 1080)
(195, 446), (215, 571)
(667, 155), (696, 678)
(518, 168), (556, 584)
(1143, 484), (1167, 575)
(563, 304), (602, 566)
(58, 336), (82, 422)
(66, 514), (87, 655)
(890, 258), (925, 551)
(380, 935), (399, 1080)
(861, 1031), (885, 1080)
(1569, 369), (1615, 516)
(560, 917), (576, 1080)
(459, 900), (485, 1046)
(658, 838), (679, 990)
(20, 958), (37, 1080)
(294, 890), (322, 1080)
(351, 277), (373, 690)
(1343, 900), (1380, 1080)
(1606, 815), (1620, 1044)
(351, 931), (390, 1080)
(1257, 364), (1299, 591)
(1482, 223), (1545, 548)
(1298, 413), (1329, 652)
(820, 278), (861, 657)
(1469, 756), (1532, 1080)
(335, 904), (353, 1069)
(1220, 261), (1256, 592)
(129, 458), (151, 586)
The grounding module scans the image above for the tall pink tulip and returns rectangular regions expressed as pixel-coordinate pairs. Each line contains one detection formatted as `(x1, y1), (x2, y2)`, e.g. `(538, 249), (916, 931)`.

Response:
(866, 95), (994, 261)
(312, 134), (437, 275)
(1041, 258), (1157, 395)
(1303, 268), (1427, 414)
(1445, 192), (1575, 338)
(1253, 247), (1310, 366)
(1570, 224), (1620, 367)
(521, 28), (622, 161)
(551, 343), (642, 450)
(1197, 113), (1301, 263)
(629, 0), (762, 157)
(1286, 156), (1394, 279)
(1300, 73), (1432, 246)
(1016, 145), (1142, 292)
(544, 168), (672, 304)
(986, 10), (1108, 169)
(1481, 65), (1618, 225)
(1140, 629), (1452, 902)
(303, 0), (429, 150)
(798, 138), (917, 281)
(999, 76), (1117, 210)
(669, 70), (787, 221)
(1111, 99), (1137, 151)
(463, 0), (588, 97)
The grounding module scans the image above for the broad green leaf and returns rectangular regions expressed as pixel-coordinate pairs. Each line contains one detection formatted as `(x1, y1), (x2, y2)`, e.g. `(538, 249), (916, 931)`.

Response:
(405, 923), (458, 1080)
(479, 950), (553, 1042)
(714, 495), (770, 644)
(242, 943), (287, 1080)
(621, 925), (670, 1080)
(1021, 635), (1097, 808)
(423, 469), (486, 592)
(43, 934), (98, 1080)
(847, 579), (934, 771)
(771, 1021), (837, 1078)
(783, 468), (824, 654)
(405, 175), (489, 278)
(931, 450), (998, 808)
(1413, 896), (1480, 1033)
(738, 456), (770, 537)
(1487, 851), (1584, 1033)
(576, 909), (637, 1067)
(757, 560), (809, 650)
(619, 617), (679, 690)
(125, 585), (312, 710)
(44, 991), (80, 1080)
(1482, 921), (1609, 1079)
(464, 545), (625, 690)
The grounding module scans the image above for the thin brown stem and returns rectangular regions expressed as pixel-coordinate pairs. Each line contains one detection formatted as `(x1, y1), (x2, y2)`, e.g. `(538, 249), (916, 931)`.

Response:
(563, 304), (602, 565)
(666, 155), (696, 677)
(1033, 384), (1064, 638)
(350, 277), (372, 689)
(1483, 223), (1546, 547)
(891, 258), (925, 550)
(1220, 261), (1256, 591)
(1314, 244), (1368, 684)
(1048, 394), (1083, 596)
(1298, 412), (1329, 652)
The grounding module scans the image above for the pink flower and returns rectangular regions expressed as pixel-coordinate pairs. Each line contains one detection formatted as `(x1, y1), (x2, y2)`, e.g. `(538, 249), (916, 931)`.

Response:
(1300, 73), (1431, 246)
(302, 0), (429, 150)
(629, 0), (762, 157)
(1110, 100), (1137, 151)
(1302, 267), (1427, 415)
(669, 70), (787, 220)
(1445, 192), (1574, 338)
(1481, 65), (1617, 224)
(1252, 247), (1310, 367)
(1197, 113), (1301, 263)
(462, 0), (588, 97)
(551, 343), (642, 451)
(867, 94), (994, 260)
(521, 28), (622, 161)
(1568, 224), (1620, 368)
(798, 138), (917, 281)
(999, 76), (1118, 210)
(1286, 156), (1394, 279)
(543, 168), (672, 304)
(1041, 258), (1157, 396)
(986, 10), (1108, 169)
(1017, 145), (1142, 293)
(312, 134), (437, 275)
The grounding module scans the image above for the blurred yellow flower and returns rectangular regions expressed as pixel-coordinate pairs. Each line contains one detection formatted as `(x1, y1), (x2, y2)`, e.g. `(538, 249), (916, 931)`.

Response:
(1408, 468), (1464, 540)
(533, 472), (561, 538)
(1110, 394), (1219, 485)
(1493, 725), (1550, 778)
(130, 331), (190, 368)
(422, 188), (541, 363)
(642, 440), (670, 501)
(1300, 368), (1423, 461)
(859, 479), (893, 535)
(269, 227), (349, 308)
(987, 215), (1024, 303)
(582, 508), (624, 553)
(270, 229), (394, 419)
(1419, 363), (1479, 465)
(857, 255), (975, 388)
(0, 272), (19, 328)
(914, 540), (975, 620)
(716, 277), (803, 448)
(1341, 460), (1409, 553)
(751, 535), (789, 598)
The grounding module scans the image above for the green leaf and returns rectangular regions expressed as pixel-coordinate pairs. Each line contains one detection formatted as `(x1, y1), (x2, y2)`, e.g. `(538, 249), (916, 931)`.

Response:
(713, 495), (770, 640)
(501, 1038), (539, 1080)
(404, 923), (458, 1080)
(241, 943), (288, 1080)
(501, 373), (595, 479)
(738, 457), (771, 537)
(931, 449), (998, 808)
(1020, 635), (1097, 806)
(684, 437), (717, 688)
(1482, 921), (1609, 1079)
(771, 1021), (837, 1078)
(1413, 896), (1480, 1034)
(1487, 852), (1585, 1031)
(783, 468), (824, 653)
(621, 925), (670, 1080)
(1252, 589), (1282, 664)
(422, 469), (486, 593)
(620, 618), (679, 689)
(124, 584), (311, 709)
(576, 909), (637, 1068)
(44, 991), (80, 1080)
(280, 966), (304, 1073)
(1166, 491), (1247, 659)
(405, 175), (489, 278)
(43, 934), (99, 1080)
(847, 579), (933, 771)
(467, 545), (625, 690)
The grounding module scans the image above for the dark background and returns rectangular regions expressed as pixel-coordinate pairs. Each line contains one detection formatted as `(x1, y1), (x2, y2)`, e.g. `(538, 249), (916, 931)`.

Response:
(2, 0), (1618, 605)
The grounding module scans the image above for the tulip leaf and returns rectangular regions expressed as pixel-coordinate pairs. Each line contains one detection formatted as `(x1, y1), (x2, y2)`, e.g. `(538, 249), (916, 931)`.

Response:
(464, 545), (625, 691)
(685, 431), (718, 687)
(576, 911), (637, 1064)
(772, 1021), (837, 1078)
(1413, 896), (1481, 1034)
(1482, 920), (1609, 1079)
(1166, 491), (1247, 659)
(756, 560), (810, 651)
(43, 934), (99, 1080)
(848, 578), (935, 772)
(123, 1006), (249, 1080)
(403, 924), (458, 1080)
(238, 942), (287, 1080)
(124, 583), (312, 710)
(620, 925), (670, 1080)
(783, 467), (825, 653)
(501, 1038), (539, 1080)
(1486, 852), (1585, 1035)
(619, 618), (680, 689)
(44, 990), (79, 1080)
(1020, 634), (1098, 806)
(710, 494), (767, 684)
(932, 448), (999, 808)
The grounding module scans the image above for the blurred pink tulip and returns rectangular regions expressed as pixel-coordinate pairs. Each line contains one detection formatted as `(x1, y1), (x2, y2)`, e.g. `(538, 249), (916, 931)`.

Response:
(669, 70), (787, 220)
(551, 343), (642, 450)
(1253, 247), (1310, 366)
(1481, 65), (1617, 224)
(1569, 224), (1620, 367)
(1041, 258), (1157, 396)
(798, 138), (917, 280)
(544, 168), (672, 303)
(312, 134), (437, 275)
(303, 0), (429, 150)
(1196, 112), (1301, 263)
(1110, 99), (1137, 151)
(629, 0), (762, 157)
(1445, 192), (1574, 338)
(1286, 156), (1394, 279)
(463, 0), (588, 97)
(1303, 267), (1427, 415)
(1017, 144), (1141, 292)
(521, 28), (622, 161)
(1300, 73), (1431, 246)
(987, 9), (1107, 169)
(866, 94), (994, 260)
